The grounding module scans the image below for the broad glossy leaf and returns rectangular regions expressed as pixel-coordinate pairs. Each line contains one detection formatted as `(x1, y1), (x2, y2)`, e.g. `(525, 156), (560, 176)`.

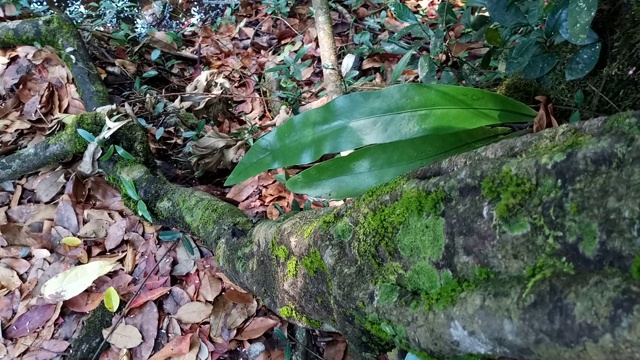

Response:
(545, 0), (567, 38)
(224, 84), (537, 186)
(388, 2), (417, 24)
(559, 7), (599, 45)
(486, 0), (528, 28)
(286, 127), (513, 199)
(567, 0), (597, 44)
(521, 53), (558, 79)
(565, 42), (601, 80)
(506, 38), (540, 75)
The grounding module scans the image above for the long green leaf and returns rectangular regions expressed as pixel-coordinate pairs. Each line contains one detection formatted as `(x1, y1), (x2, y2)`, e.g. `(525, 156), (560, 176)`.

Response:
(286, 127), (513, 199)
(224, 84), (536, 186)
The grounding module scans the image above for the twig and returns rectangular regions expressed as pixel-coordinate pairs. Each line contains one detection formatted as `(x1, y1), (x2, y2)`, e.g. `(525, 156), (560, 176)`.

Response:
(587, 82), (620, 113)
(311, 0), (345, 100)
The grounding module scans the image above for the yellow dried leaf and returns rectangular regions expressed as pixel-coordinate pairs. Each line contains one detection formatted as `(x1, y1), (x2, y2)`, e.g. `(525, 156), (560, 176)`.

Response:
(61, 236), (82, 247)
(104, 286), (120, 313)
(40, 260), (118, 302)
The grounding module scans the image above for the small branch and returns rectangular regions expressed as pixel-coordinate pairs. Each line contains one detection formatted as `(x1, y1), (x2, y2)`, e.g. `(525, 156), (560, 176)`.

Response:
(311, 0), (345, 100)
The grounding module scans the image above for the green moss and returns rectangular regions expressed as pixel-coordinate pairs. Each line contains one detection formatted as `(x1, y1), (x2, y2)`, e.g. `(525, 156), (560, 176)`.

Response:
(606, 112), (640, 135)
(528, 130), (591, 165)
(378, 283), (400, 305)
(359, 177), (409, 205)
(333, 219), (353, 241)
(406, 262), (440, 293)
(482, 168), (535, 220)
(524, 256), (575, 297)
(278, 305), (322, 328)
(376, 262), (405, 285)
(631, 255), (640, 280)
(270, 239), (289, 262)
(360, 313), (395, 347)
(421, 267), (495, 311)
(302, 248), (326, 276)
(502, 216), (531, 235)
(398, 214), (445, 261)
(578, 223), (599, 257)
(286, 257), (298, 278)
(569, 202), (579, 216)
(355, 188), (446, 265)
(495, 75), (540, 105)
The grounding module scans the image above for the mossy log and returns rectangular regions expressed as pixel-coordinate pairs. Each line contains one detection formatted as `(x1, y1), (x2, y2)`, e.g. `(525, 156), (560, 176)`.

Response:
(3, 111), (640, 359)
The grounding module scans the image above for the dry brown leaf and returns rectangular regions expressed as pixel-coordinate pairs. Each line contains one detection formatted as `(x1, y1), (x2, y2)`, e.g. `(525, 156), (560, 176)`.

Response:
(0, 266), (22, 290)
(227, 300), (258, 329)
(197, 271), (223, 302)
(223, 288), (254, 304)
(148, 333), (193, 360)
(103, 323), (143, 349)
(209, 295), (235, 342)
(235, 316), (280, 340)
(126, 301), (159, 360)
(104, 218), (127, 250)
(78, 218), (110, 238)
(174, 301), (213, 323)
(226, 176), (259, 202)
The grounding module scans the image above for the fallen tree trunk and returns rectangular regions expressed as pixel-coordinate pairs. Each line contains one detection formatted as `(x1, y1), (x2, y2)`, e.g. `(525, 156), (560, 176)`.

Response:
(2, 110), (640, 359)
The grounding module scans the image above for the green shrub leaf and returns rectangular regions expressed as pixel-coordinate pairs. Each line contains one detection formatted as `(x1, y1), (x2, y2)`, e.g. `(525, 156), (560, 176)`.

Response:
(391, 50), (414, 83)
(137, 200), (152, 222)
(225, 84), (536, 186)
(486, 0), (528, 28)
(565, 42), (601, 80)
(286, 127), (512, 199)
(115, 145), (135, 160)
(505, 38), (540, 75)
(77, 129), (96, 143)
(521, 53), (558, 79)
(120, 176), (140, 201)
(99, 144), (115, 161)
(567, 0), (597, 44)
(159, 230), (182, 241)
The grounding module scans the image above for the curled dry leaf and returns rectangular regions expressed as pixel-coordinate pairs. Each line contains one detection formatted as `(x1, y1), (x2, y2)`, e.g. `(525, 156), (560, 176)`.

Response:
(533, 96), (559, 133)
(103, 323), (143, 349)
